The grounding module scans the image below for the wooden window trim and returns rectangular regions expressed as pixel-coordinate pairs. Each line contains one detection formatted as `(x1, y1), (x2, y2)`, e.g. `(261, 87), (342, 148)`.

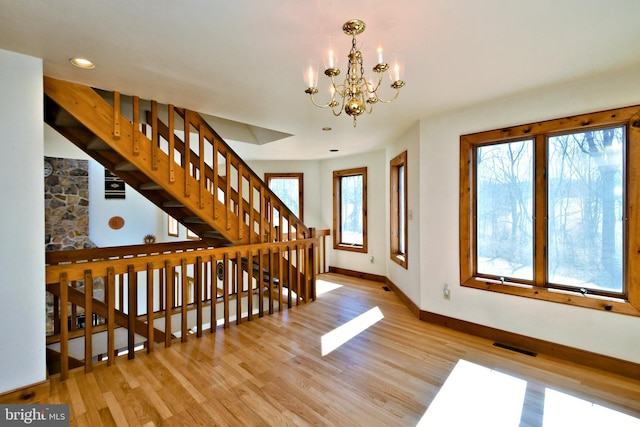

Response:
(460, 105), (640, 317)
(333, 167), (368, 253)
(264, 172), (304, 221)
(186, 228), (200, 240)
(168, 216), (179, 237)
(390, 151), (408, 268)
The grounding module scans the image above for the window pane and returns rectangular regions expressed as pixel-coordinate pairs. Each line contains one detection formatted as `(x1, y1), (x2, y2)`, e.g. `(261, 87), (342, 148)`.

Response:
(548, 127), (624, 293)
(340, 174), (363, 245)
(268, 177), (300, 218)
(476, 140), (534, 280)
(398, 164), (405, 254)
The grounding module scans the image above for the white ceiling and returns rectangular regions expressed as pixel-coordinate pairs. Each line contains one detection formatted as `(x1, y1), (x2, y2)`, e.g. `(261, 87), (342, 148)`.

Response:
(2, 0), (640, 160)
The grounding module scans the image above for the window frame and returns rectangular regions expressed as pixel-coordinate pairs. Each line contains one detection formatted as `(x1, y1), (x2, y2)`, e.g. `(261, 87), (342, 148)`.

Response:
(264, 172), (304, 221)
(333, 167), (368, 253)
(460, 105), (640, 317)
(168, 216), (179, 237)
(390, 151), (408, 268)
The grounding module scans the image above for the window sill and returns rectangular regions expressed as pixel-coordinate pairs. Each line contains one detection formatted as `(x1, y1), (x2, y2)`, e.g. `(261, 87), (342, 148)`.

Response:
(334, 243), (366, 253)
(462, 277), (640, 317)
(390, 253), (407, 269)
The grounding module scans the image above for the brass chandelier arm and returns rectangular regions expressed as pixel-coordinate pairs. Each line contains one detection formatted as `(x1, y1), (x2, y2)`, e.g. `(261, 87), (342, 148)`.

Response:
(372, 84), (404, 104)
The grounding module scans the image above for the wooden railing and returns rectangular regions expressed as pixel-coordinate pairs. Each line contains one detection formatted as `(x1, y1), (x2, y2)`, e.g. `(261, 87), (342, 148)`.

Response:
(46, 234), (328, 380)
(44, 77), (309, 247)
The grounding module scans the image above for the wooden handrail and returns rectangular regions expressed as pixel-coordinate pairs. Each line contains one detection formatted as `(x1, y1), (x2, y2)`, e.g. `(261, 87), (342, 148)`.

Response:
(46, 240), (211, 265)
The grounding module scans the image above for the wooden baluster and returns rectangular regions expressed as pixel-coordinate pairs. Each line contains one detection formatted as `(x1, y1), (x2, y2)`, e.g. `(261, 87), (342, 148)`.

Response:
(168, 105), (175, 183)
(181, 258), (188, 343)
(70, 280), (77, 332)
(238, 166), (243, 239)
(146, 263), (154, 353)
(199, 124), (205, 209)
(151, 101), (159, 171)
(278, 246), (284, 311)
(118, 273), (124, 311)
(225, 152), (231, 230)
(288, 245), (293, 308)
(236, 251), (242, 325)
(84, 270), (93, 373)
(213, 139), (219, 220)
(158, 267), (165, 311)
(53, 294), (60, 335)
(113, 91), (121, 139)
(259, 186), (265, 242)
(258, 249), (264, 318)
(127, 265), (137, 359)
(132, 96), (140, 156)
(59, 272), (69, 381)
(249, 178), (254, 244)
(106, 267), (115, 366)
(196, 256), (203, 337)
(296, 244), (302, 306)
(164, 260), (173, 348)
(210, 254), (217, 333)
(223, 253), (230, 328)
(309, 241), (317, 301)
(184, 111), (191, 197)
(303, 242), (309, 302)
(247, 250), (253, 321)
(268, 248), (274, 315)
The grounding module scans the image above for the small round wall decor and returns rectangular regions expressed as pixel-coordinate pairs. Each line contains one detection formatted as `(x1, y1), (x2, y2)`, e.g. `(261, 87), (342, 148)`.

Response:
(108, 216), (125, 230)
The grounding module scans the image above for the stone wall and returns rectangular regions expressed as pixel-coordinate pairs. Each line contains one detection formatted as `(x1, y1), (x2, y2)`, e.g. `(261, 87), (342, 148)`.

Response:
(44, 157), (97, 251)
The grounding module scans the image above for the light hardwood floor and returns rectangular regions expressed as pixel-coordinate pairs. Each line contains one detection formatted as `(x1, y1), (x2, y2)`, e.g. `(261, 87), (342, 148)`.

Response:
(16, 274), (640, 426)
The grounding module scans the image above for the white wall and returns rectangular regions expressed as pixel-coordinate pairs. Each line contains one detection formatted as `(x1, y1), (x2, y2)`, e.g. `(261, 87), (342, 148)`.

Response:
(88, 161), (164, 247)
(44, 123), (166, 247)
(0, 49), (46, 393)
(386, 123), (421, 304)
(419, 66), (640, 363)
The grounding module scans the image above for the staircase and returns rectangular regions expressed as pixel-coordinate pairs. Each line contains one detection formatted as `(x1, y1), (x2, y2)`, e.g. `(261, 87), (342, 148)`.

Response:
(43, 77), (325, 379)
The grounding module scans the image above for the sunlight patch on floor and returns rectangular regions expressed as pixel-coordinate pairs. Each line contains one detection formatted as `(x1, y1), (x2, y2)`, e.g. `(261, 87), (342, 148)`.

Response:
(416, 359), (640, 426)
(417, 359), (527, 426)
(321, 306), (383, 356)
(316, 279), (343, 296)
(543, 388), (640, 427)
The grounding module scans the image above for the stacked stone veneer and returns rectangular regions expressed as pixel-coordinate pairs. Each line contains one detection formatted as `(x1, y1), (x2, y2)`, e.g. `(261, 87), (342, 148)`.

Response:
(44, 157), (97, 251)
(45, 157), (103, 336)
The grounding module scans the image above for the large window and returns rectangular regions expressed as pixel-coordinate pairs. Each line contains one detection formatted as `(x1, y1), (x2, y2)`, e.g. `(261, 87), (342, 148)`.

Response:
(390, 151), (408, 268)
(460, 105), (640, 316)
(265, 173), (304, 220)
(333, 167), (367, 252)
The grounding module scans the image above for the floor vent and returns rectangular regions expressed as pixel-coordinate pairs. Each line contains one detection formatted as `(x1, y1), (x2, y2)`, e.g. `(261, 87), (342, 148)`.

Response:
(382, 286), (392, 292)
(493, 342), (537, 357)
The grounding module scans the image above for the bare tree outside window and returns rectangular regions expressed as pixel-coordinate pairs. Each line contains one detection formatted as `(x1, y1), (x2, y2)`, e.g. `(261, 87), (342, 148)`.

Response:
(459, 104), (640, 316)
(548, 127), (624, 292)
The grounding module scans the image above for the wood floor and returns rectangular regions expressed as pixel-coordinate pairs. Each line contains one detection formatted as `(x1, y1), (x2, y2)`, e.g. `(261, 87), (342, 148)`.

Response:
(14, 274), (640, 426)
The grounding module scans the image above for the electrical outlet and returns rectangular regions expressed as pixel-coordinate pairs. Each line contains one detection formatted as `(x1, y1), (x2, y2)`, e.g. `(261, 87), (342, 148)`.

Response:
(370, 256), (374, 263)
(443, 284), (450, 300)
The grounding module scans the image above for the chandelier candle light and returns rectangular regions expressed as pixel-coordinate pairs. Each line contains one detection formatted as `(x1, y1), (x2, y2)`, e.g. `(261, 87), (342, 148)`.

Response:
(304, 19), (405, 127)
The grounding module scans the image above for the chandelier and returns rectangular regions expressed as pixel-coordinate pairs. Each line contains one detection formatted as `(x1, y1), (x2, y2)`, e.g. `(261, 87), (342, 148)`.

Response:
(304, 19), (405, 127)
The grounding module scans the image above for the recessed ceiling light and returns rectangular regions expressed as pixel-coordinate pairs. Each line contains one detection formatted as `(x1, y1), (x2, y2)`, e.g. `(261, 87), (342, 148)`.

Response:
(330, 149), (339, 152)
(322, 127), (332, 131)
(69, 57), (95, 69)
